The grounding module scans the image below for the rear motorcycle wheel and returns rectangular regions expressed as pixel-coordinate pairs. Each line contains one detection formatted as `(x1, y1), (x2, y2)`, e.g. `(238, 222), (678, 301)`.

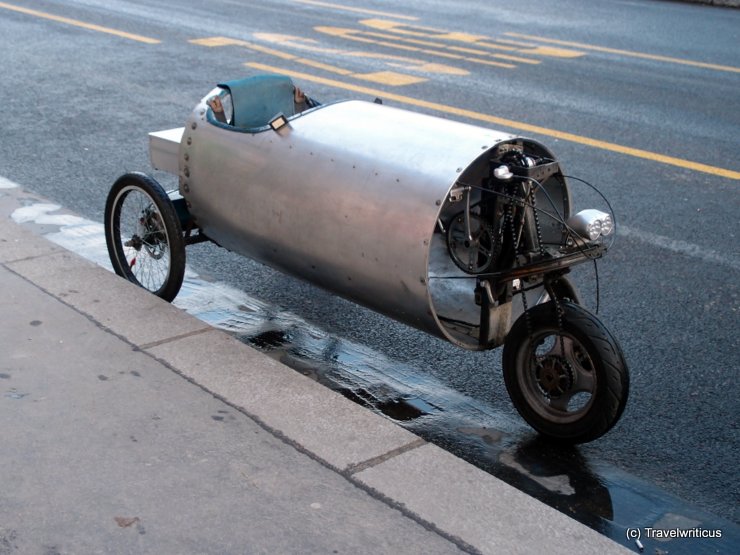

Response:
(104, 172), (185, 302)
(502, 301), (628, 443)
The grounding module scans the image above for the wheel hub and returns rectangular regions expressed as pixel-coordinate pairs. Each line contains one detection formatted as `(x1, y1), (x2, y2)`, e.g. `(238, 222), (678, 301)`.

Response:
(124, 234), (143, 251)
(535, 355), (574, 398)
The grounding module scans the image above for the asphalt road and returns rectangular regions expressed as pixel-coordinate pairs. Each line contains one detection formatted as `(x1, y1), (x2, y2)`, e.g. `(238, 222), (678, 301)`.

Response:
(1, 0), (738, 534)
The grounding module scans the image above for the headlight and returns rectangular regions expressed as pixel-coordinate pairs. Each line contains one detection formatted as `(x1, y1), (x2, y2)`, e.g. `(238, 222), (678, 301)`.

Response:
(566, 209), (614, 241)
(600, 213), (613, 236)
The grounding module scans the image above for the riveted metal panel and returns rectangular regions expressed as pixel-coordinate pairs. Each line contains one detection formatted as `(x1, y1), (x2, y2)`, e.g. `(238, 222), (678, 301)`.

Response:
(179, 92), (519, 344)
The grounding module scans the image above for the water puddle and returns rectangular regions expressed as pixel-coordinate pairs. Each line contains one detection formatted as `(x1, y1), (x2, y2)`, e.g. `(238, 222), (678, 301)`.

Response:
(8, 197), (739, 554)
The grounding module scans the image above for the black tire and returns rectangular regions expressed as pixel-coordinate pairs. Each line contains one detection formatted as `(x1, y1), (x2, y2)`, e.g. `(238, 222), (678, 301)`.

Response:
(502, 300), (628, 444)
(104, 172), (185, 302)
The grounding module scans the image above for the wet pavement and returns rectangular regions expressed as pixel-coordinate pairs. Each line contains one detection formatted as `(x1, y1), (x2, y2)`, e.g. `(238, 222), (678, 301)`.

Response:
(4, 185), (738, 554)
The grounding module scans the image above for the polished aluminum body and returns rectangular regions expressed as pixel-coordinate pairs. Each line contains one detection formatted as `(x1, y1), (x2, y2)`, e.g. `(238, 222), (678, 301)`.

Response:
(174, 92), (560, 347)
(124, 80), (628, 445)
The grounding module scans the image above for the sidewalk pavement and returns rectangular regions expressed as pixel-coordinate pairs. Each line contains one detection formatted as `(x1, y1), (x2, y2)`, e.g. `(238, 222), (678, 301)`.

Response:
(0, 186), (631, 554)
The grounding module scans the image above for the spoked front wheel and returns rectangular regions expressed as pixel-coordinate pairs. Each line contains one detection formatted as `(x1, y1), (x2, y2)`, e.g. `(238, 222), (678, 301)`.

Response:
(104, 172), (185, 302)
(502, 301), (629, 443)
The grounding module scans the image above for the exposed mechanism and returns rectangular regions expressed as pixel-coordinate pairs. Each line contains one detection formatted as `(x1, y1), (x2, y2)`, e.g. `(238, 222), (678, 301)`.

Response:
(446, 212), (496, 273)
(445, 143), (583, 277)
(434, 138), (617, 361)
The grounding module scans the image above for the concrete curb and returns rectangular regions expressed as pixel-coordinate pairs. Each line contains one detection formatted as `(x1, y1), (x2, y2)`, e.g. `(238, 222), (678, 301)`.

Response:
(0, 184), (632, 554)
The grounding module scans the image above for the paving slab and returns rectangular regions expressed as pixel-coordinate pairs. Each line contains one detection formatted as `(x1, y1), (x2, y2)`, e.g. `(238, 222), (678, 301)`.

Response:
(0, 215), (62, 262)
(6, 249), (211, 346)
(147, 329), (424, 472)
(355, 443), (632, 555)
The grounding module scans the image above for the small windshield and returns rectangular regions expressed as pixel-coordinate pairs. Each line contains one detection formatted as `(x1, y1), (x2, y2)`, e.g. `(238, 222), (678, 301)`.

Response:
(207, 88), (234, 125)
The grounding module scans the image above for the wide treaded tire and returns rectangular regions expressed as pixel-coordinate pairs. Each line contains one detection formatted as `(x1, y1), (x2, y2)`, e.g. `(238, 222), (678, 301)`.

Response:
(502, 300), (629, 444)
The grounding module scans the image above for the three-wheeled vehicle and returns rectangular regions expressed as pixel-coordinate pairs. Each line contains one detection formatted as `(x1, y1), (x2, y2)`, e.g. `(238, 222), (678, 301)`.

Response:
(105, 74), (628, 443)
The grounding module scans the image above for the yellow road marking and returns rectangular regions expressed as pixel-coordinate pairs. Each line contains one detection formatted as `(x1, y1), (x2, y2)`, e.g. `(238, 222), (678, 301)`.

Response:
(0, 1), (160, 44)
(520, 46), (585, 59)
(342, 29), (551, 64)
(315, 26), (519, 69)
(189, 37), (235, 47)
(245, 62), (740, 181)
(374, 33), (518, 53)
(359, 19), (584, 59)
(483, 40), (585, 59)
(191, 37), (428, 86)
(505, 33), (740, 74)
(360, 18), (486, 42)
(293, 0), (418, 21)
(357, 28), (541, 64)
(355, 71), (425, 86)
(254, 32), (468, 75)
